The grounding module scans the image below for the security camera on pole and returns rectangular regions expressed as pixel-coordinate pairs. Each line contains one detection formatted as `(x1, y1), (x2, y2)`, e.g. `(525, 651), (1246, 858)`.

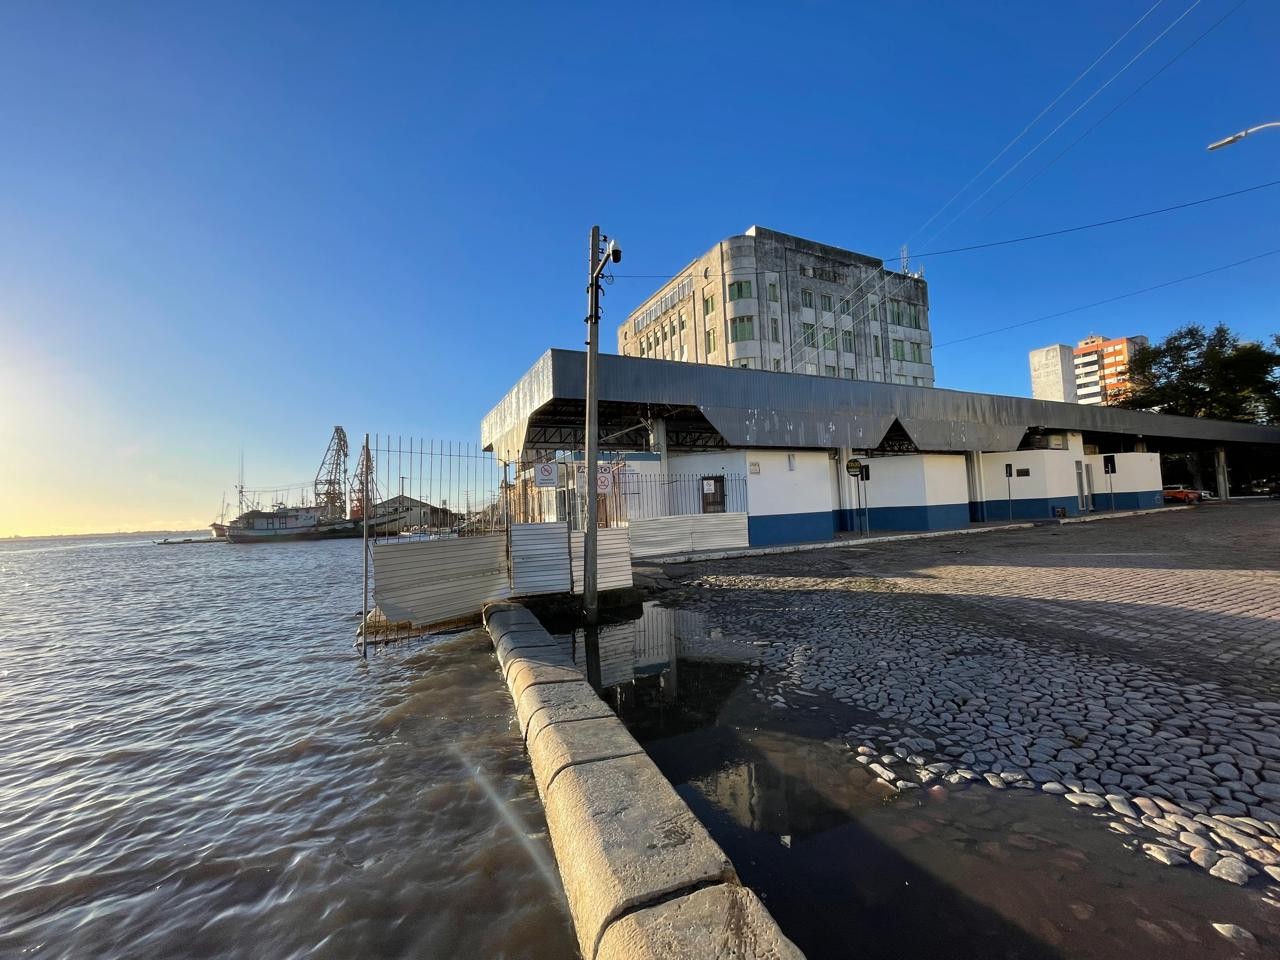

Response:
(583, 226), (622, 626)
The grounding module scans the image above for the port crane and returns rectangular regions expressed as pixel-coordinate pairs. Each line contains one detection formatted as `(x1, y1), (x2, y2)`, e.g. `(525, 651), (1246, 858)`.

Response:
(314, 426), (350, 520)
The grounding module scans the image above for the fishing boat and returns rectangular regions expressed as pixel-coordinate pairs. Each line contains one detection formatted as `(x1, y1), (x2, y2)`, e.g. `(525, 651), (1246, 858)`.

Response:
(224, 506), (359, 543)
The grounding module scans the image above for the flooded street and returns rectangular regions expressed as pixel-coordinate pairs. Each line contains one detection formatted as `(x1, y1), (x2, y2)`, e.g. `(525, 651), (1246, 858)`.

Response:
(0, 535), (575, 959)
(560, 602), (1280, 959)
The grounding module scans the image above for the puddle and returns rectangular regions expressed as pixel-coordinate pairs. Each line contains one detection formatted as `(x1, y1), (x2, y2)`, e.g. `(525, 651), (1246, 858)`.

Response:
(557, 603), (1280, 959)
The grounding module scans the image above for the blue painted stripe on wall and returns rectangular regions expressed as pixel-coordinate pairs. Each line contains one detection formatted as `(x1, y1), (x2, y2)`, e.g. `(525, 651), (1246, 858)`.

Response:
(980, 496), (1080, 521)
(1090, 490), (1163, 511)
(837, 503), (971, 533)
(748, 511), (837, 546)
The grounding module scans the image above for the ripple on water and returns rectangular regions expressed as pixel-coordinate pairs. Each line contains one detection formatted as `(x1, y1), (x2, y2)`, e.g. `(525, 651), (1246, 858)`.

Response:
(0, 535), (576, 959)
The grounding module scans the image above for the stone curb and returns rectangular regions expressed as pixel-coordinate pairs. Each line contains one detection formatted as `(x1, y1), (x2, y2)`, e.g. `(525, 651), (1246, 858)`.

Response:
(482, 602), (805, 960)
(643, 504), (1196, 565)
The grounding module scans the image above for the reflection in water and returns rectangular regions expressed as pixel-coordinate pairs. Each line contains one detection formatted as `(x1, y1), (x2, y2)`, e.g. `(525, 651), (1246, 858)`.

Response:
(573, 602), (1280, 960)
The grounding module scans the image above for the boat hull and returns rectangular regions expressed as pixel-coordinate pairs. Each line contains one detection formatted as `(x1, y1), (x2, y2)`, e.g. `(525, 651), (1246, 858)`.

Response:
(225, 521), (361, 544)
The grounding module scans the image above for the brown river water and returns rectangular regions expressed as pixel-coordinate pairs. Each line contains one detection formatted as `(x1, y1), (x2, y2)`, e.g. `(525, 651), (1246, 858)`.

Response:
(0, 534), (576, 959)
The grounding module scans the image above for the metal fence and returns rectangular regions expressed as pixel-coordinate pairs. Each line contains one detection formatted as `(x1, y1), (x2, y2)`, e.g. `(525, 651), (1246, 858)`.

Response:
(362, 437), (507, 542)
(507, 461), (748, 528)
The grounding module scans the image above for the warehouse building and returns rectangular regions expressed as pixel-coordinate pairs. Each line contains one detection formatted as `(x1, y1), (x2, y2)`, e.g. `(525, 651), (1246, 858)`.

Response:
(483, 350), (1280, 549)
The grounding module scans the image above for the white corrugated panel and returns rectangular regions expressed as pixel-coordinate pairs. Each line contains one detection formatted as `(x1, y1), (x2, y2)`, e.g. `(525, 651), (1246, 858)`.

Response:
(569, 527), (633, 592)
(510, 522), (572, 595)
(628, 513), (749, 558)
(628, 516), (694, 558)
(692, 512), (749, 552)
(372, 534), (510, 627)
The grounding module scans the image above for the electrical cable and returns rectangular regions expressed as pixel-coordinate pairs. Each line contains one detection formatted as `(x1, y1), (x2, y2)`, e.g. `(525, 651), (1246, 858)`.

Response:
(979, 0), (1249, 220)
(933, 247), (1280, 348)
(905, 0), (1169, 247)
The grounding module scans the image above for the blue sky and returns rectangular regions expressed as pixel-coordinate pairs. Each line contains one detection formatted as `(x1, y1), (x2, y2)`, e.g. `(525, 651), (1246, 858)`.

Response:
(1, 1), (1276, 533)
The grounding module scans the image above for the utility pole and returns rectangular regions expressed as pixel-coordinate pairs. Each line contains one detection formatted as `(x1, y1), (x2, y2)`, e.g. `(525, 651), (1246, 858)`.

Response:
(583, 225), (622, 626)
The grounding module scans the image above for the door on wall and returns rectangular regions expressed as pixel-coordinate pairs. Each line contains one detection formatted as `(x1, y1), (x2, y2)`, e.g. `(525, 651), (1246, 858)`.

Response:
(1083, 462), (1096, 511)
(700, 475), (726, 513)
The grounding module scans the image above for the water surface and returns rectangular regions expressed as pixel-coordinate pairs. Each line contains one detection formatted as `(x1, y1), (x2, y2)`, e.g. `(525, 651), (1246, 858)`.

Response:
(0, 534), (575, 959)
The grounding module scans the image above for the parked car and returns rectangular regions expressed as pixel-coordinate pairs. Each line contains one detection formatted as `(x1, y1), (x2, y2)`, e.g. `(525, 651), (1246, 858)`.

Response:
(1162, 485), (1202, 504)
(1198, 490), (1218, 501)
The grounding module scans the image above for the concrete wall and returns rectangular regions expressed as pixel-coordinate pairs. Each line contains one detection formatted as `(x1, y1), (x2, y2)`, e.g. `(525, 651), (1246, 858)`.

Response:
(1083, 452), (1163, 510)
(976, 450), (1082, 521)
(482, 603), (804, 960)
(839, 454), (970, 532)
(744, 449), (837, 546)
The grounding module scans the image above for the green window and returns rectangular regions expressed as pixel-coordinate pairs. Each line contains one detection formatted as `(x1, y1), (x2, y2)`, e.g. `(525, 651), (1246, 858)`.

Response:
(840, 299), (852, 315)
(910, 341), (923, 363)
(801, 289), (814, 308)
(841, 329), (854, 353)
(845, 368), (856, 379)
(873, 335), (882, 358)
(770, 316), (780, 342)
(706, 328), (716, 354)
(772, 359), (781, 371)
(767, 282), (779, 302)
(820, 294), (833, 312)
(825, 365), (837, 378)
(822, 326), (835, 350)
(730, 316), (755, 342)
(728, 280), (752, 301)
(892, 339), (905, 361)
(703, 294), (716, 314)
(802, 322), (816, 347)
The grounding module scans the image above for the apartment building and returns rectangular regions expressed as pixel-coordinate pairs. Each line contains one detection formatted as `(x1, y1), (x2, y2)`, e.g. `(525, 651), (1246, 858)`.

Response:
(616, 226), (934, 386)
(1029, 334), (1148, 405)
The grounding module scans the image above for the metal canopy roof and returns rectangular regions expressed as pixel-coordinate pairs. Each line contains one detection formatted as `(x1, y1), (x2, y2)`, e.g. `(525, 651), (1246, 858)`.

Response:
(481, 349), (1280, 460)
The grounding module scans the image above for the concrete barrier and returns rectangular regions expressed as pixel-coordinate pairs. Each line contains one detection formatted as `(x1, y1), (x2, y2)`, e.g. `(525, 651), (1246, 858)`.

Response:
(483, 601), (805, 960)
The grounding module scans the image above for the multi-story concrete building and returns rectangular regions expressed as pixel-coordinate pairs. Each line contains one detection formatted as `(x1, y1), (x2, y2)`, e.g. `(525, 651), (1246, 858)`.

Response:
(616, 226), (934, 386)
(1029, 334), (1148, 405)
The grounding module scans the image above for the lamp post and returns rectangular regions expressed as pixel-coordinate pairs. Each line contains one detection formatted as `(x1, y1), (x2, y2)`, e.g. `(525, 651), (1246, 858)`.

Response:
(1207, 122), (1280, 151)
(583, 226), (622, 626)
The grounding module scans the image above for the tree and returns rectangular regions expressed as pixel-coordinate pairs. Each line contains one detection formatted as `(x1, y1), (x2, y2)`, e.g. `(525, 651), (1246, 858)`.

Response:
(1112, 324), (1280, 423)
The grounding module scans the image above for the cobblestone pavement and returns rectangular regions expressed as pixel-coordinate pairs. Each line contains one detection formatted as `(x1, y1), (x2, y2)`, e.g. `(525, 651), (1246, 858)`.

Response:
(664, 501), (1280, 901)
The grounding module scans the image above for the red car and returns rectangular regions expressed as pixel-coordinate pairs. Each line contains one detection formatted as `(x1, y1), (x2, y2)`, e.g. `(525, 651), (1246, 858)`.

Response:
(1162, 485), (1202, 504)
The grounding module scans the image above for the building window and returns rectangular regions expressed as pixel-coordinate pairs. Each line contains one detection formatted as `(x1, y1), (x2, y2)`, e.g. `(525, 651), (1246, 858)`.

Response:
(703, 294), (716, 314)
(895, 374), (908, 384)
(679, 312), (686, 331)
(841, 329), (854, 353)
(772, 358), (781, 371)
(840, 299), (852, 316)
(910, 341), (923, 363)
(706, 328), (716, 354)
(804, 362), (818, 375)
(770, 316), (780, 342)
(730, 316), (755, 342)
(767, 282), (779, 302)
(910, 305), (923, 329)
(662, 325), (669, 343)
(728, 280), (752, 301)
(738, 358), (756, 369)
(912, 376), (925, 386)
(639, 341), (646, 357)
(787, 453), (797, 471)
(802, 322), (816, 347)
(825, 364), (837, 377)
(820, 293), (833, 312)
(873, 336), (882, 358)
(891, 339), (906, 361)
(801, 289), (814, 308)
(845, 368), (856, 379)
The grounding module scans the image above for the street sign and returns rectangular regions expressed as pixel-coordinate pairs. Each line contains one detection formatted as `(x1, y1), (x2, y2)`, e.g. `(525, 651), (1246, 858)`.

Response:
(575, 463), (613, 494)
(534, 462), (557, 488)
(845, 457), (862, 478)
(1005, 463), (1013, 478)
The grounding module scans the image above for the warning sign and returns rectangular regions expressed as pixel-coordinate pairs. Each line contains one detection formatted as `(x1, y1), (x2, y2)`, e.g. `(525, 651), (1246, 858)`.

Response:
(534, 462), (557, 488)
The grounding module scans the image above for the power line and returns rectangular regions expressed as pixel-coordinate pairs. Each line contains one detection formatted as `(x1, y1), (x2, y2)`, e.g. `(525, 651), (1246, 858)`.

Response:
(918, 0), (1204, 250)
(905, 0), (1169, 247)
(609, 175), (1280, 281)
(913, 177), (1280, 257)
(933, 247), (1280, 349)
(980, 0), (1249, 220)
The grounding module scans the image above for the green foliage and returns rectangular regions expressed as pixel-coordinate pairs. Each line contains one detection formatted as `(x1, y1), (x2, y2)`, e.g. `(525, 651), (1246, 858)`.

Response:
(1112, 324), (1280, 423)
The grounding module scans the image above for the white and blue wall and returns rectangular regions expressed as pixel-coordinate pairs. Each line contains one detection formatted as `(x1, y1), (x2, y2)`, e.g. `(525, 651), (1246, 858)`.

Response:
(1083, 452), (1163, 510)
(838, 454), (971, 532)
